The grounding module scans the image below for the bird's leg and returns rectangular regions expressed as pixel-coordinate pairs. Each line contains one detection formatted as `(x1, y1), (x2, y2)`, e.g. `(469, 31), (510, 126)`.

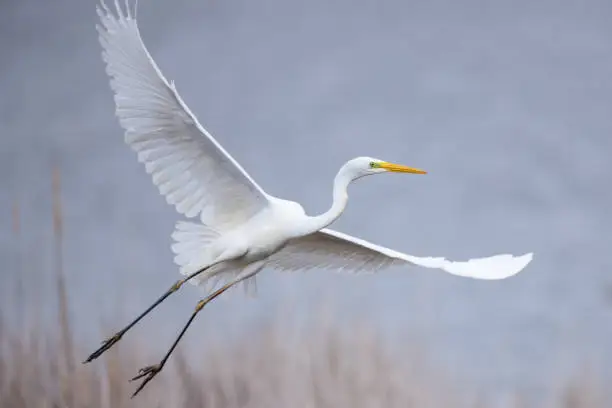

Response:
(83, 264), (215, 364)
(130, 277), (246, 398)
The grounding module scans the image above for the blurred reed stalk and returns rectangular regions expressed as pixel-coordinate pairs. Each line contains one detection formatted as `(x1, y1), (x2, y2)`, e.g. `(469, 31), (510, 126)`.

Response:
(11, 199), (23, 329)
(52, 165), (75, 406)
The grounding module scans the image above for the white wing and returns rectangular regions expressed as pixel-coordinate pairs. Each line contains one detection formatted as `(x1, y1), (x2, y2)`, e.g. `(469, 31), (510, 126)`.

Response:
(96, 0), (270, 229)
(269, 228), (533, 280)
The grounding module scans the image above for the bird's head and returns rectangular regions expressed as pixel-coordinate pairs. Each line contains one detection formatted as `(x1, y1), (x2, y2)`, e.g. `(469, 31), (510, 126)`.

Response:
(343, 156), (427, 180)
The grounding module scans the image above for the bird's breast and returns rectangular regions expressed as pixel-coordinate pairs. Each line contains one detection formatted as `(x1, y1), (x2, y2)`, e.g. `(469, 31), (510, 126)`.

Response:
(233, 202), (300, 261)
(241, 226), (290, 261)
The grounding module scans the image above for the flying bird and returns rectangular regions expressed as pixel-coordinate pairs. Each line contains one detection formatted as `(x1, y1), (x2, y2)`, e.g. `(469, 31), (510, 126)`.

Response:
(85, 0), (533, 397)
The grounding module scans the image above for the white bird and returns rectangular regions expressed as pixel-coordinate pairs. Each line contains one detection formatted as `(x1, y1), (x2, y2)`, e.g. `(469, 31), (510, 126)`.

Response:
(85, 0), (533, 397)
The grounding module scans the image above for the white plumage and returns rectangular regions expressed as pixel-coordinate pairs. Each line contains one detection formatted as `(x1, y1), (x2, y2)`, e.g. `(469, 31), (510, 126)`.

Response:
(86, 0), (534, 395)
(96, 0), (533, 292)
(97, 0), (269, 230)
(269, 229), (532, 280)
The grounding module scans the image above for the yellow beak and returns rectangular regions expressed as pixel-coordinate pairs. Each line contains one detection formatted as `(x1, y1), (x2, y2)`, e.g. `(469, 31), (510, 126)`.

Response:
(379, 162), (427, 174)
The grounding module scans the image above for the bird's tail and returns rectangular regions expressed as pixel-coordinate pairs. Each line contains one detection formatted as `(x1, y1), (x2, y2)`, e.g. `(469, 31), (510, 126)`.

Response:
(170, 221), (221, 285)
(170, 221), (259, 297)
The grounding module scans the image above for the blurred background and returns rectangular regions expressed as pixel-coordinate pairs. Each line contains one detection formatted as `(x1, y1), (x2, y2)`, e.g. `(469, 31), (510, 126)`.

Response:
(1, 0), (611, 406)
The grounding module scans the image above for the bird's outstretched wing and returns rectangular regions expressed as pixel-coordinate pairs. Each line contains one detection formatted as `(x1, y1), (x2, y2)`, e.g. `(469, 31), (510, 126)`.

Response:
(96, 0), (270, 229)
(268, 228), (533, 280)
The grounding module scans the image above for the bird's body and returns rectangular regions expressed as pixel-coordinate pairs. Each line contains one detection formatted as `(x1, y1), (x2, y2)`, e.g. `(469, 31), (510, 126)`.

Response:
(86, 0), (534, 397)
(237, 199), (305, 256)
(199, 198), (307, 267)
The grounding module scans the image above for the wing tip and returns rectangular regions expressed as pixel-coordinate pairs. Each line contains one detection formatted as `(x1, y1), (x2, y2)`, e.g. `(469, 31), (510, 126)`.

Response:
(513, 251), (534, 274)
(440, 251), (534, 280)
(485, 251), (534, 280)
(96, 0), (138, 24)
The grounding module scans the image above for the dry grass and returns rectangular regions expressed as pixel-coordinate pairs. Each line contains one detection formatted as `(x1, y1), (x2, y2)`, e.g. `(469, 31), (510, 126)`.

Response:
(0, 313), (451, 408)
(0, 168), (609, 408)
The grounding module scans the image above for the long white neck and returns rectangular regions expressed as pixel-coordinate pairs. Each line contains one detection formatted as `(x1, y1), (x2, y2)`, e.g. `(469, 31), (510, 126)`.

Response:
(296, 168), (352, 236)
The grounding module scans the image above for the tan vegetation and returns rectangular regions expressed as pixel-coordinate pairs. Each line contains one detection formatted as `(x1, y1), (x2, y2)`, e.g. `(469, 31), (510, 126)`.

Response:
(0, 169), (608, 407)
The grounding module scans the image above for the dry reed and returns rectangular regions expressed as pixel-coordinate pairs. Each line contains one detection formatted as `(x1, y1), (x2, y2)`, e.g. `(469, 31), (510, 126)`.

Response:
(0, 168), (609, 408)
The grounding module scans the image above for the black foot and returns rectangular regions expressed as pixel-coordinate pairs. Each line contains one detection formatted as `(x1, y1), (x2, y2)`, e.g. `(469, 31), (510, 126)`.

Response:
(130, 363), (163, 398)
(83, 332), (123, 363)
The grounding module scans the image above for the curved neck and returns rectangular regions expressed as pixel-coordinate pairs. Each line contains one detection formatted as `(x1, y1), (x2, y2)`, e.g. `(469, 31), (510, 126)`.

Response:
(297, 169), (352, 236)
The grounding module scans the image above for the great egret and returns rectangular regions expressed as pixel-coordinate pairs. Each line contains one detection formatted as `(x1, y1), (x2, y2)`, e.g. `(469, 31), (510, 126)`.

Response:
(85, 0), (533, 397)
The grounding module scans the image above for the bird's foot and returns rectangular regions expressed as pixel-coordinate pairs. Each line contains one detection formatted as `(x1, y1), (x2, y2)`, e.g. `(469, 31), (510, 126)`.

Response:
(130, 363), (163, 398)
(83, 332), (123, 363)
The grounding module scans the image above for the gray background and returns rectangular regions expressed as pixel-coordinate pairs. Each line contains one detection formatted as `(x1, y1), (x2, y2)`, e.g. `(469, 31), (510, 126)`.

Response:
(1, 0), (611, 401)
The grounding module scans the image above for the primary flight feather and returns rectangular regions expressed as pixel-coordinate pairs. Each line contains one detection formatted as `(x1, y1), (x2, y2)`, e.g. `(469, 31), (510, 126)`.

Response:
(86, 0), (533, 397)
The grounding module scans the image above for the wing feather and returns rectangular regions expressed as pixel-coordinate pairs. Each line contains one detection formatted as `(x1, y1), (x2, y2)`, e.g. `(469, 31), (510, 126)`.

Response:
(269, 228), (533, 280)
(96, 0), (270, 229)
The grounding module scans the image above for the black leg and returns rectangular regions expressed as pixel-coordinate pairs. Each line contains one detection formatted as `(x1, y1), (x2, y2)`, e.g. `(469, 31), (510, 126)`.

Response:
(83, 264), (213, 363)
(130, 278), (243, 398)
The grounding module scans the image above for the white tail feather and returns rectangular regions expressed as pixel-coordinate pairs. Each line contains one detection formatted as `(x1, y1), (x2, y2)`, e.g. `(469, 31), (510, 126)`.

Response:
(170, 221), (258, 296)
(171, 221), (220, 285)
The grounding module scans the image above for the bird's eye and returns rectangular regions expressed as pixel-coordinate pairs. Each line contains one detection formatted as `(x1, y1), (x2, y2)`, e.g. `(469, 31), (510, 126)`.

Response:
(369, 162), (376, 168)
